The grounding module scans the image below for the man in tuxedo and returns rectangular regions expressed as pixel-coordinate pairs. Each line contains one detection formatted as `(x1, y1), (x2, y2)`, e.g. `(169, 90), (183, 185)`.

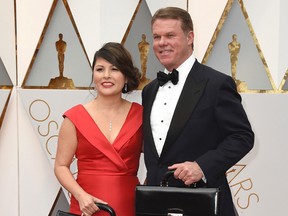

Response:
(142, 7), (254, 216)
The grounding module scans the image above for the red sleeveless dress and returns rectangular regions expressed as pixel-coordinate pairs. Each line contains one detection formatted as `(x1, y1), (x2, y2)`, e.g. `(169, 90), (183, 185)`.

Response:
(63, 102), (143, 216)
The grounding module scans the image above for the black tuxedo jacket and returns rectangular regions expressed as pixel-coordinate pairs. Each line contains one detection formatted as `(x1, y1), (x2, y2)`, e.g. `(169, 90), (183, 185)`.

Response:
(142, 60), (254, 216)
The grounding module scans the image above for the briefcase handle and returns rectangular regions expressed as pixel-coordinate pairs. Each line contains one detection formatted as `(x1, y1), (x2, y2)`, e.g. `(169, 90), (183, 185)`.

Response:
(160, 170), (175, 186)
(56, 203), (116, 216)
(160, 170), (197, 188)
(97, 203), (116, 216)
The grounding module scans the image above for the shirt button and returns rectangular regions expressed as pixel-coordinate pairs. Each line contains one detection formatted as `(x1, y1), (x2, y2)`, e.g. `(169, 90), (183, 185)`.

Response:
(159, 138), (162, 140)
(161, 120), (164, 123)
(164, 102), (167, 105)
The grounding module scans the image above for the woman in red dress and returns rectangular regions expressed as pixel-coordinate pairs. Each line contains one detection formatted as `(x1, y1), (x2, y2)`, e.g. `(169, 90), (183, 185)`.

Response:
(54, 42), (142, 216)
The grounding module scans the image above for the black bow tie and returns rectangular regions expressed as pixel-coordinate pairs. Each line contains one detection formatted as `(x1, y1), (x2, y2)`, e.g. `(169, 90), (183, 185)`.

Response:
(157, 69), (179, 86)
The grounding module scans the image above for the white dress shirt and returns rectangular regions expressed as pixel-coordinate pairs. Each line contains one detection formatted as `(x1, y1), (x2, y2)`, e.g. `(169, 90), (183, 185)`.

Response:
(151, 54), (196, 156)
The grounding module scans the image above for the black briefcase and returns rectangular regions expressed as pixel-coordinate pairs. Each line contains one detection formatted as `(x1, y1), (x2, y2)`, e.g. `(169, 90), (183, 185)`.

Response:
(135, 170), (220, 216)
(56, 203), (116, 216)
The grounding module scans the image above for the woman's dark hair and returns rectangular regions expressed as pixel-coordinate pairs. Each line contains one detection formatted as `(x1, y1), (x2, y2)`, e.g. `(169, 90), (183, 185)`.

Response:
(92, 42), (140, 93)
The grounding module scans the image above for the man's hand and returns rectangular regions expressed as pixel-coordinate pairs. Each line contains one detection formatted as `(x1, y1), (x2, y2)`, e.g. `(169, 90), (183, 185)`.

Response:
(168, 161), (203, 185)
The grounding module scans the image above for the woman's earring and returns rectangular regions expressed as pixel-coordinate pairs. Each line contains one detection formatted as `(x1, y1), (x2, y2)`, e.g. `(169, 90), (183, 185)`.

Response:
(124, 83), (128, 92)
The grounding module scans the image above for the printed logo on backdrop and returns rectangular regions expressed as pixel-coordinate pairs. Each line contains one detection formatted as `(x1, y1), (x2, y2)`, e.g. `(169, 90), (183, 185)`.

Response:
(202, 0), (288, 93)
(0, 57), (13, 129)
(19, 89), (94, 200)
(227, 164), (259, 212)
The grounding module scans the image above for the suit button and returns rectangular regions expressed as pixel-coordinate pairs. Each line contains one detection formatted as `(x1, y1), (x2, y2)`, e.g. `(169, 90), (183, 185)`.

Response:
(158, 164), (163, 168)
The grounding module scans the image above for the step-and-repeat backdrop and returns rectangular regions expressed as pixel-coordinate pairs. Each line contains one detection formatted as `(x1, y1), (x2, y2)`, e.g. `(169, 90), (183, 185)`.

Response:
(1, 0), (287, 215)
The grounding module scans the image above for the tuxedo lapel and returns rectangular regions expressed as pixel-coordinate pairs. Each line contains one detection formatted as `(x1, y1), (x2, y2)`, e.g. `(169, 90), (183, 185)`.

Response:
(143, 80), (160, 159)
(160, 61), (208, 158)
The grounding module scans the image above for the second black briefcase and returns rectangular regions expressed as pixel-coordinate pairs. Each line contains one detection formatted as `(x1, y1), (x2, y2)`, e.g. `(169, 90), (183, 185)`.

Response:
(135, 170), (220, 216)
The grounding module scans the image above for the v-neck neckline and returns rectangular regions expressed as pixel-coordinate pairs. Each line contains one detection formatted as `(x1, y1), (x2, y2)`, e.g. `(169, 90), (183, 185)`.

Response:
(80, 103), (134, 145)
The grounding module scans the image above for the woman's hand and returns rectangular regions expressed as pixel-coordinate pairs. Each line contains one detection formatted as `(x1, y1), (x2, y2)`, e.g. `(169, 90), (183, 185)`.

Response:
(77, 192), (107, 216)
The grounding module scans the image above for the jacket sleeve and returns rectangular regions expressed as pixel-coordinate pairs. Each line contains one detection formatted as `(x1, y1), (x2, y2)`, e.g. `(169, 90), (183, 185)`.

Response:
(195, 76), (254, 185)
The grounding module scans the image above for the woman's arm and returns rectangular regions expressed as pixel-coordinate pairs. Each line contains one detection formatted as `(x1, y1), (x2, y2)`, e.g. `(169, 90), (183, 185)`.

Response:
(54, 117), (106, 215)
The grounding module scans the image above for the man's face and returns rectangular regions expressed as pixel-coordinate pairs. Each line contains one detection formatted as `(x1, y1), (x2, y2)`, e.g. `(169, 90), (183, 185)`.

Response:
(152, 18), (194, 72)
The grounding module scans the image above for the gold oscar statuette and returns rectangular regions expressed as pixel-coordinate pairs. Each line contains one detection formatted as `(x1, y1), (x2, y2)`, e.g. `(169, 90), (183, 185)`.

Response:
(228, 34), (247, 92)
(137, 34), (151, 90)
(48, 33), (75, 89)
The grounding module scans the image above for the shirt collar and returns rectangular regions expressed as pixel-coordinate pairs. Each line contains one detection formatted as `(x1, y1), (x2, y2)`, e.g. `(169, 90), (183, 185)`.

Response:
(164, 54), (196, 84)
